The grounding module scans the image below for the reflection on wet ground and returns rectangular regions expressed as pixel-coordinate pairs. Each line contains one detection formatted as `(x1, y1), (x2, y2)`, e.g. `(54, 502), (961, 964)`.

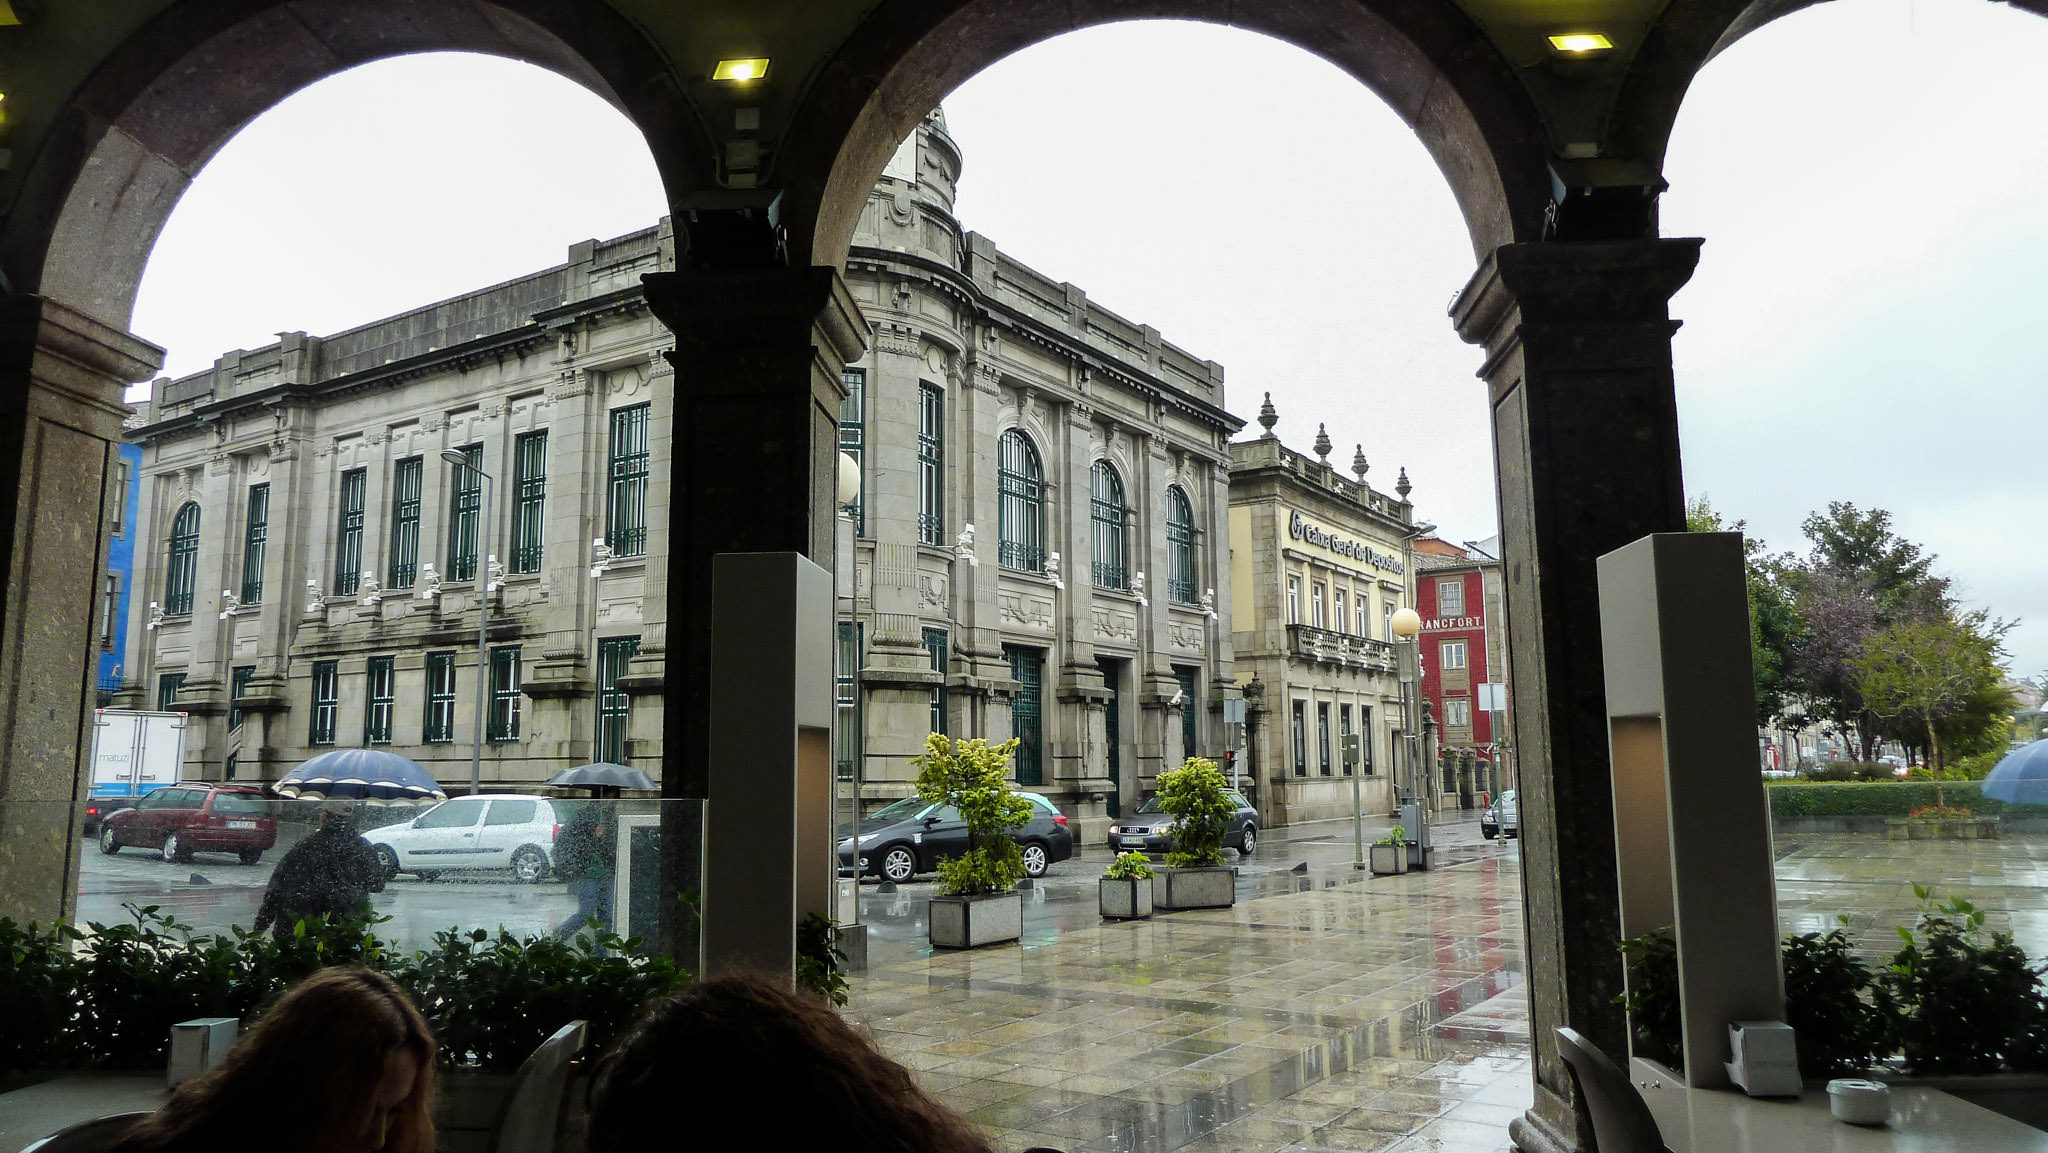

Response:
(846, 848), (1531, 1153)
(1772, 830), (2048, 961)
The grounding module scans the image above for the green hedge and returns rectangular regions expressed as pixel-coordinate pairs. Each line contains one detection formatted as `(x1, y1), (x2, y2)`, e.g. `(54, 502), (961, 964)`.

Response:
(1766, 781), (2048, 819)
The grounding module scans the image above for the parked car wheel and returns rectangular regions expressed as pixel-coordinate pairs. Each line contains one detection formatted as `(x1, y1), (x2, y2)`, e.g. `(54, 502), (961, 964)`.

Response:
(1020, 841), (1050, 878)
(510, 846), (549, 884)
(878, 845), (917, 883)
(238, 849), (263, 865)
(99, 825), (121, 855)
(1482, 826), (1498, 840)
(415, 870), (440, 883)
(375, 845), (400, 882)
(1238, 825), (1256, 855)
(162, 831), (191, 863)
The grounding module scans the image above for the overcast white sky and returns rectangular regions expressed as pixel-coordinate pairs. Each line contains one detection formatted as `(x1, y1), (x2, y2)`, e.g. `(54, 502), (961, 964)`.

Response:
(129, 0), (2048, 680)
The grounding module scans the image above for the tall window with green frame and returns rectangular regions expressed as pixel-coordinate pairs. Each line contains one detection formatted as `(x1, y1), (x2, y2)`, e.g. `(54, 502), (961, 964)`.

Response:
(1166, 486), (1198, 605)
(387, 456), (423, 588)
(240, 483), (268, 605)
(596, 635), (639, 764)
(488, 646), (522, 740)
(1175, 666), (1199, 761)
(228, 666), (254, 732)
(444, 446), (481, 582)
(839, 368), (864, 534)
(923, 628), (948, 736)
(834, 622), (862, 780)
(997, 430), (1043, 572)
(511, 430), (547, 574)
(423, 652), (457, 743)
(164, 502), (200, 616)
(1005, 644), (1043, 785)
(158, 672), (184, 713)
(364, 655), (396, 745)
(606, 404), (649, 556)
(334, 468), (366, 595)
(310, 661), (338, 745)
(916, 381), (942, 545)
(1089, 460), (1128, 590)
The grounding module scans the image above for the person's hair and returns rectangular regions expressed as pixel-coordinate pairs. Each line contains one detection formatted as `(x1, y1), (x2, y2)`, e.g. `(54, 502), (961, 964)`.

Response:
(111, 967), (436, 1153)
(589, 974), (992, 1153)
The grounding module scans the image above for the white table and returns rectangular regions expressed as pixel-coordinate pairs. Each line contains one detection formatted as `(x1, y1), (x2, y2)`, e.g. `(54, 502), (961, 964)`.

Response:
(1639, 1080), (2048, 1152)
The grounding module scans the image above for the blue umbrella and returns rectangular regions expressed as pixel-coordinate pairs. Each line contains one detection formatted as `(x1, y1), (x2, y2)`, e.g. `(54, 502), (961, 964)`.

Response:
(273, 749), (447, 801)
(1980, 741), (2048, 806)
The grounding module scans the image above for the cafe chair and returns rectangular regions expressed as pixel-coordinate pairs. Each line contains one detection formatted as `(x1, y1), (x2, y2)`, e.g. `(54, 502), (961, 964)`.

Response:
(21, 1112), (153, 1153)
(1555, 1027), (1673, 1153)
(492, 1018), (589, 1153)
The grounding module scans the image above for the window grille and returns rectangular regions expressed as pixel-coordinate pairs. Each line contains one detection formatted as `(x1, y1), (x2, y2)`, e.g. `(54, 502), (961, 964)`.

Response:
(996, 430), (1044, 572)
(164, 503), (200, 616)
(1089, 461), (1128, 590)
(607, 405), (650, 556)
(512, 431), (548, 574)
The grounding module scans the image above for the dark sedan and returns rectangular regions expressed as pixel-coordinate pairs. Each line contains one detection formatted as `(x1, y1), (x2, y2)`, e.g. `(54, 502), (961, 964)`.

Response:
(1107, 790), (1258, 856)
(838, 791), (1073, 882)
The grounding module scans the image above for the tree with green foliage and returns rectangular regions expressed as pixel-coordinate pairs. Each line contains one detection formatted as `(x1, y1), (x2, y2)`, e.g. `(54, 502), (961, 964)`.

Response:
(1155, 756), (1234, 868)
(913, 733), (1032, 896)
(1853, 615), (2012, 791)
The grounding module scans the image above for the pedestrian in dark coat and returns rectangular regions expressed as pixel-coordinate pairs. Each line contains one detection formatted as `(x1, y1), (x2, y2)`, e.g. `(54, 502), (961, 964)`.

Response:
(254, 798), (385, 942)
(554, 802), (616, 941)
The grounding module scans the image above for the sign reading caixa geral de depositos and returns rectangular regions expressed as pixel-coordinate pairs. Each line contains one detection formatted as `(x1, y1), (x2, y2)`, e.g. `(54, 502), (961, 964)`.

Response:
(1287, 511), (1403, 574)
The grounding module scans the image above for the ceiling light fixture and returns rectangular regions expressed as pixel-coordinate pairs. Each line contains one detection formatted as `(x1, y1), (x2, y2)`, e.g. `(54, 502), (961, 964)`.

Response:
(1548, 33), (1615, 55)
(711, 58), (770, 83)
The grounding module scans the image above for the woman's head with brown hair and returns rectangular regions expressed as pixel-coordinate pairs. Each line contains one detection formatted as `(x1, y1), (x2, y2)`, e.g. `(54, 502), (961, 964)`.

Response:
(112, 967), (436, 1153)
(589, 973), (992, 1153)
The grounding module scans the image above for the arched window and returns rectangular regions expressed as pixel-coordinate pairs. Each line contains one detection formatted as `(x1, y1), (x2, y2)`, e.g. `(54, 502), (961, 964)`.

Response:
(1166, 486), (1197, 604)
(165, 502), (201, 616)
(1089, 460), (1127, 590)
(997, 429), (1043, 572)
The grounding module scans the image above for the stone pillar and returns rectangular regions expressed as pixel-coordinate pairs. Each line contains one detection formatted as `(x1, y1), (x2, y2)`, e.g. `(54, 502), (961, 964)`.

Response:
(0, 297), (162, 926)
(1450, 239), (1699, 1153)
(642, 264), (866, 965)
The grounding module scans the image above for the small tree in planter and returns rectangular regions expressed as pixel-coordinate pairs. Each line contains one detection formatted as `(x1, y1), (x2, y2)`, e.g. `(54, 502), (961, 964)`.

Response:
(914, 734), (1032, 948)
(1101, 852), (1156, 920)
(1369, 826), (1408, 876)
(1154, 757), (1236, 909)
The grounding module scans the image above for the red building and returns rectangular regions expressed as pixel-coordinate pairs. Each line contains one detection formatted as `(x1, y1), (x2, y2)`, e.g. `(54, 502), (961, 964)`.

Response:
(1412, 537), (1511, 801)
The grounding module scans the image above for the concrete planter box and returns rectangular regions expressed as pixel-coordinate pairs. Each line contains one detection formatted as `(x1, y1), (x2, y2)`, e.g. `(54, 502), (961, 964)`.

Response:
(1099, 876), (1154, 920)
(1154, 866), (1234, 910)
(1369, 842), (1408, 875)
(1884, 817), (2002, 841)
(929, 891), (1022, 948)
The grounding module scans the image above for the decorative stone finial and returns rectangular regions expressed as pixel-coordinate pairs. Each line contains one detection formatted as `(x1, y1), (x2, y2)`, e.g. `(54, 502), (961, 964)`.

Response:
(1396, 467), (1412, 500)
(1313, 423), (1332, 464)
(1351, 444), (1369, 482)
(1257, 392), (1278, 437)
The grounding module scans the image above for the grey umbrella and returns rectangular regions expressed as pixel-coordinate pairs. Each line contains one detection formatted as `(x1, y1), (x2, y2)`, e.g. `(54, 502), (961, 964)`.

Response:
(546, 762), (657, 792)
(1980, 741), (2048, 807)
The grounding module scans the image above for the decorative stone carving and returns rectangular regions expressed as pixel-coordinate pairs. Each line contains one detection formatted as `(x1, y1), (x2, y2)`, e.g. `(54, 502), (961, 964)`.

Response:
(418, 563), (442, 600)
(998, 591), (1053, 631)
(875, 322), (920, 357)
(358, 576), (382, 607)
(1169, 622), (1204, 653)
(918, 573), (948, 609)
(1045, 551), (1064, 592)
(217, 589), (241, 620)
(1131, 571), (1149, 608)
(954, 523), (977, 567)
(304, 580), (325, 616)
(1092, 609), (1136, 641)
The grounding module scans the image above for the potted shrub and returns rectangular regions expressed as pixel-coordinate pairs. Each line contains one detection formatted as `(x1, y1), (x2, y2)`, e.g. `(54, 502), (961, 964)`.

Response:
(1153, 756), (1236, 910)
(914, 734), (1032, 948)
(1100, 852), (1155, 920)
(1368, 825), (1408, 876)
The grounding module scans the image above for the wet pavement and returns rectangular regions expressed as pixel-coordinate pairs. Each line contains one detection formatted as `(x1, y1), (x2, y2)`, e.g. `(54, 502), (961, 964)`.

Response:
(845, 813), (1533, 1153)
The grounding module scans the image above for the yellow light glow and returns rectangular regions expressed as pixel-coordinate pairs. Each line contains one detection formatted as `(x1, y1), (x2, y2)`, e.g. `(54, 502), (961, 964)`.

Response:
(711, 58), (770, 83)
(1548, 33), (1614, 54)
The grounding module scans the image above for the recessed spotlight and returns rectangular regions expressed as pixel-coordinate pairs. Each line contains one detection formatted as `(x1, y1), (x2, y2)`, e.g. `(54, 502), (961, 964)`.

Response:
(1548, 33), (1614, 55)
(711, 58), (770, 83)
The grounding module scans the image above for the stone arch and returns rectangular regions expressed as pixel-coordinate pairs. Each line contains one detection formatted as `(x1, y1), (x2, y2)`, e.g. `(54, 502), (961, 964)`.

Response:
(778, 0), (1553, 269)
(7, 0), (712, 329)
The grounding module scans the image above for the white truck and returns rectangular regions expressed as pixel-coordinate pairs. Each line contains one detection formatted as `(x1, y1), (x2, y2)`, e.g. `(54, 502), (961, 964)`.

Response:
(86, 709), (188, 830)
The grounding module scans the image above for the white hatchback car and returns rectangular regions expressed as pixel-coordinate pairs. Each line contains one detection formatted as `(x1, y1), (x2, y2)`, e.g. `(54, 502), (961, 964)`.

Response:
(367, 794), (560, 883)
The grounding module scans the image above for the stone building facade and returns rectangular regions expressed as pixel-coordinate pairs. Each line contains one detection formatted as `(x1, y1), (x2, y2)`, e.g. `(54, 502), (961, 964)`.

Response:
(837, 114), (1243, 839)
(1413, 536), (1511, 807)
(1228, 407), (1420, 826)
(122, 224), (679, 787)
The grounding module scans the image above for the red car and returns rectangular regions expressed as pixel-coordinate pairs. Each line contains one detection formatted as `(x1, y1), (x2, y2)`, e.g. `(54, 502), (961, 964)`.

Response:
(98, 783), (278, 865)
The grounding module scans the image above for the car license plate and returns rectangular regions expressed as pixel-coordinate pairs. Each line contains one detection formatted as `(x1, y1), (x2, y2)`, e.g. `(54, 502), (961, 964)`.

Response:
(1120, 836), (1147, 847)
(228, 820), (256, 829)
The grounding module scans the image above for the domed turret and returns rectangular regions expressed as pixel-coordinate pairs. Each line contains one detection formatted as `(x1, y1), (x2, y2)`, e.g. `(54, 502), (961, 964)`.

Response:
(860, 108), (965, 266)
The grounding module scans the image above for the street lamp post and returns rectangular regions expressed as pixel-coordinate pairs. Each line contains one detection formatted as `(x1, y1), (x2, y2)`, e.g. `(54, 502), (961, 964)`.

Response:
(441, 449), (493, 795)
(1390, 607), (1423, 807)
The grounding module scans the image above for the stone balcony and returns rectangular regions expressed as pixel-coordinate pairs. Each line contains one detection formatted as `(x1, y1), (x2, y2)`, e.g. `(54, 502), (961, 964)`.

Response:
(1286, 624), (1397, 674)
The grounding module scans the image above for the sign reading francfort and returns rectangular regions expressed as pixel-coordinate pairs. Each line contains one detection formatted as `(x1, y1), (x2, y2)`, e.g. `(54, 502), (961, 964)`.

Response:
(1287, 510), (1404, 574)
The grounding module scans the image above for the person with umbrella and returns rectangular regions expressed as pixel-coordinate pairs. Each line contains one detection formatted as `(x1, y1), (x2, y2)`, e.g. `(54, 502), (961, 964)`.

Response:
(254, 798), (387, 942)
(553, 802), (616, 943)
